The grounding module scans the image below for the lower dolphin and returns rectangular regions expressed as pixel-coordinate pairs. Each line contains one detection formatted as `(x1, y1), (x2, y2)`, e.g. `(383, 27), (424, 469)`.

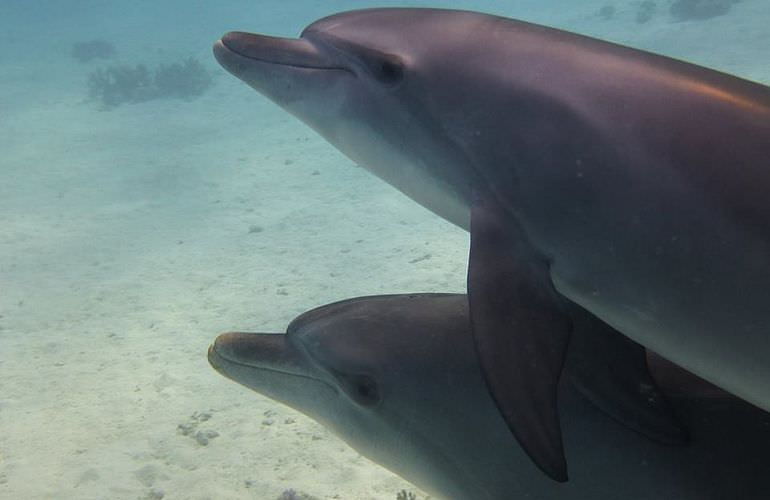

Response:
(208, 293), (770, 500)
(213, 8), (770, 480)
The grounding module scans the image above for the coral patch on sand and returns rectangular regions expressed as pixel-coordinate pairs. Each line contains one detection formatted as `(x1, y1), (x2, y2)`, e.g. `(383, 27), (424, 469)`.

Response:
(87, 57), (213, 109)
(670, 0), (741, 21)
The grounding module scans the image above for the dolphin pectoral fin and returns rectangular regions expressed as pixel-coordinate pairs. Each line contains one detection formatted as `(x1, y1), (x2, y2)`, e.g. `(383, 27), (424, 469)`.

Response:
(566, 303), (689, 445)
(468, 192), (570, 482)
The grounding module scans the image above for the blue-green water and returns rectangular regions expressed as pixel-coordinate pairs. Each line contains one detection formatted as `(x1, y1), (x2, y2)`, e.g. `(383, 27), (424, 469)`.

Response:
(1, 1), (767, 499)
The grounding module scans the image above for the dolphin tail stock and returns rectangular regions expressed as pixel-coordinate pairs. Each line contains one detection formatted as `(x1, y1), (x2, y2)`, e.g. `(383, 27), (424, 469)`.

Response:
(565, 302), (689, 446)
(467, 190), (570, 482)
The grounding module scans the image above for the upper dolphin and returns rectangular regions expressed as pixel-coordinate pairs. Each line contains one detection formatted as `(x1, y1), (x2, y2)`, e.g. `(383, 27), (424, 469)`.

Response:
(213, 8), (770, 481)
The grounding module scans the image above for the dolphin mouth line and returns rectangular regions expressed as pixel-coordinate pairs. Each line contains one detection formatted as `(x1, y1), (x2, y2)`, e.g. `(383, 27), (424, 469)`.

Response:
(216, 38), (352, 73)
(208, 344), (339, 394)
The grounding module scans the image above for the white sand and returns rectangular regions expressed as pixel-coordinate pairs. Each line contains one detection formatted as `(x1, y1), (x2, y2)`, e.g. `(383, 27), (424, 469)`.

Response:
(0, 1), (767, 499)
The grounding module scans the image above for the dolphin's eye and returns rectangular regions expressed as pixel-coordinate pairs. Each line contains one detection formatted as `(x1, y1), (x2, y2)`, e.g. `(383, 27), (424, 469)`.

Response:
(336, 372), (381, 407)
(354, 376), (380, 404)
(375, 58), (404, 86)
(325, 39), (405, 87)
(357, 49), (404, 87)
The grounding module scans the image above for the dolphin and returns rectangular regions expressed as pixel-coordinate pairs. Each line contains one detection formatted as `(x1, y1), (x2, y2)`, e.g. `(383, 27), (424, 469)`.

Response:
(213, 8), (770, 480)
(208, 293), (770, 500)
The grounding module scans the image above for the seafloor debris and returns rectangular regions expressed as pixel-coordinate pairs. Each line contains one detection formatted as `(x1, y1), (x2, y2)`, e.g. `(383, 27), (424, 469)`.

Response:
(669, 0), (741, 21)
(636, 1), (658, 23)
(153, 57), (213, 100)
(396, 490), (417, 500)
(276, 489), (320, 500)
(72, 39), (116, 62)
(87, 57), (213, 108)
(88, 64), (154, 107)
(597, 0), (738, 23)
(176, 411), (220, 446)
(141, 488), (165, 500)
(598, 4), (617, 20)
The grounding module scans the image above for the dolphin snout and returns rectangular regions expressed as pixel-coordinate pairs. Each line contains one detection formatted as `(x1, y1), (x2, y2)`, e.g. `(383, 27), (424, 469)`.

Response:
(215, 31), (340, 70)
(209, 331), (313, 378)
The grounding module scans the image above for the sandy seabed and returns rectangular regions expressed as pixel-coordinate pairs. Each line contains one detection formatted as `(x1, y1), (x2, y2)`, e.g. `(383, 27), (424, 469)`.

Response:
(1, 1), (767, 499)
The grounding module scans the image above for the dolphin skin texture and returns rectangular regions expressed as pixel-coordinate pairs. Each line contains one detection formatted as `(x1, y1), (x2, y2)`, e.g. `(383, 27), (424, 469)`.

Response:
(213, 8), (770, 480)
(209, 294), (770, 500)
